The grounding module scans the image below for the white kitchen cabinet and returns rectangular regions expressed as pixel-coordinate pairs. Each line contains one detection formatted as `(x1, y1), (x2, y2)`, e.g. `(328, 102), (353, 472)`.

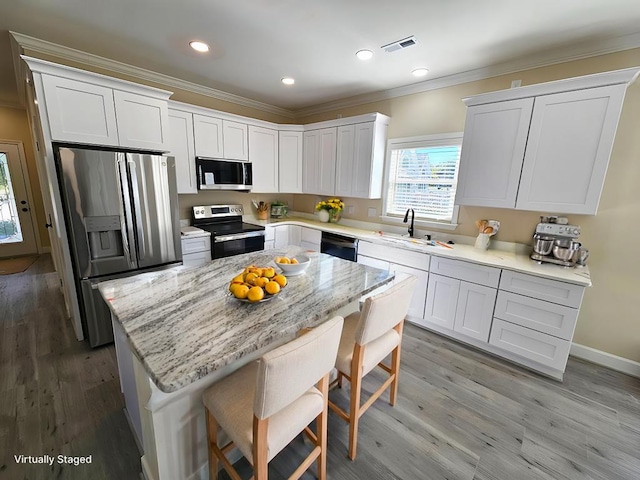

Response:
(515, 85), (627, 214)
(299, 227), (321, 251)
(289, 225), (302, 246)
(389, 263), (429, 320)
(167, 109), (197, 194)
(279, 130), (303, 193)
(181, 235), (211, 267)
(193, 114), (223, 158)
(455, 99), (533, 208)
(457, 68), (639, 215)
(303, 128), (337, 195)
(249, 126), (279, 192)
(272, 224), (300, 249)
(41, 75), (120, 146)
(223, 120), (249, 161)
(452, 281), (497, 342)
(424, 274), (459, 330)
(335, 121), (386, 199)
(113, 90), (169, 151)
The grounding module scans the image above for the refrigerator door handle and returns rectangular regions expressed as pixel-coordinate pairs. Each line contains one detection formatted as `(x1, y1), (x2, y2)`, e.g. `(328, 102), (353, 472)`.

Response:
(128, 160), (146, 261)
(117, 154), (137, 268)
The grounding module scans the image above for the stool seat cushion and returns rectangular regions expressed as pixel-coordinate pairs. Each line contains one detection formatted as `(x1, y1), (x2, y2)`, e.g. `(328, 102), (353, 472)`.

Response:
(202, 361), (323, 463)
(336, 312), (400, 377)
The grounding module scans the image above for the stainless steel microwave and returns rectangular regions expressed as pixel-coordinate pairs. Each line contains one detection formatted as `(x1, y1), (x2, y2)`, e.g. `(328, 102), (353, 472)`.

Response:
(196, 158), (253, 191)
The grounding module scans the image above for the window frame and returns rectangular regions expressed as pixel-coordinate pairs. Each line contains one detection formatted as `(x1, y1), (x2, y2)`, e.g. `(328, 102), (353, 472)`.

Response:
(381, 132), (463, 231)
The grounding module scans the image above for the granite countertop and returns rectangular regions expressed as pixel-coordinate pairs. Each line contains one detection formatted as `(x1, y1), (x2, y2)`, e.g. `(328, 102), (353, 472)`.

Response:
(247, 216), (591, 287)
(99, 247), (394, 393)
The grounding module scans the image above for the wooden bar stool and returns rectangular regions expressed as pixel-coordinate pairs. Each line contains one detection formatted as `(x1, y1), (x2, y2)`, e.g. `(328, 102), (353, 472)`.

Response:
(202, 316), (344, 480)
(328, 276), (417, 460)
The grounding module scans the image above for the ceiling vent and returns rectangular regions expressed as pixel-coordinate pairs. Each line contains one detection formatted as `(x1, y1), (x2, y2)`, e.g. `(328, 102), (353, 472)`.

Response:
(382, 36), (417, 53)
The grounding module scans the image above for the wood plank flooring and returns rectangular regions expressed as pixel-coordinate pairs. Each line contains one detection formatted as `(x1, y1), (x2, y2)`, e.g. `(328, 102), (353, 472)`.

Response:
(2, 255), (639, 479)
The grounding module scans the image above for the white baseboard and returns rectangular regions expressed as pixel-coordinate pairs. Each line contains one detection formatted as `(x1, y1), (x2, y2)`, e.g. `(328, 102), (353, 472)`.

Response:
(570, 343), (640, 378)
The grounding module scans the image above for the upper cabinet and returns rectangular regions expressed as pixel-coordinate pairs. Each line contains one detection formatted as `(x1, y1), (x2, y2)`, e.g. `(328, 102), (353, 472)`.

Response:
(193, 114), (248, 161)
(249, 126), (279, 193)
(303, 127), (337, 196)
(302, 113), (389, 198)
(167, 108), (197, 194)
(455, 67), (640, 215)
(30, 58), (171, 151)
(278, 130), (303, 193)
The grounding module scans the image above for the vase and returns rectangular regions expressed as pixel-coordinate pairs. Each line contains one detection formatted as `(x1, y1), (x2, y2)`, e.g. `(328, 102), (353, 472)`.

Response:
(329, 209), (341, 223)
(318, 209), (330, 223)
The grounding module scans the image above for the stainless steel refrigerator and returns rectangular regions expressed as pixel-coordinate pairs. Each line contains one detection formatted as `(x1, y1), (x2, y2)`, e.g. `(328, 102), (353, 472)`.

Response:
(55, 146), (182, 347)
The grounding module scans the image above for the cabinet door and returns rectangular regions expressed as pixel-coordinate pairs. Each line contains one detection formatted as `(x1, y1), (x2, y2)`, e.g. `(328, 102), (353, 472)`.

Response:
(193, 114), (223, 158)
(182, 251), (211, 267)
(273, 225), (289, 248)
(455, 98), (533, 208)
(389, 263), (428, 320)
(288, 225), (302, 246)
(357, 255), (391, 301)
(300, 227), (321, 251)
(279, 131), (303, 193)
(223, 120), (249, 161)
(114, 90), (169, 151)
(249, 126), (279, 192)
(352, 122), (377, 198)
(335, 124), (355, 197)
(303, 128), (336, 195)
(167, 109), (197, 194)
(453, 282), (497, 342)
(41, 75), (119, 146)
(516, 85), (627, 214)
(424, 274), (460, 330)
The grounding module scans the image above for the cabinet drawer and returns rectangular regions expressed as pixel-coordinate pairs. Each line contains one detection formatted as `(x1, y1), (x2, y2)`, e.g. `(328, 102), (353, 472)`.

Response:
(489, 319), (571, 371)
(357, 241), (429, 271)
(429, 256), (500, 288)
(495, 291), (578, 340)
(499, 270), (584, 308)
(182, 251), (211, 268)
(181, 236), (211, 255)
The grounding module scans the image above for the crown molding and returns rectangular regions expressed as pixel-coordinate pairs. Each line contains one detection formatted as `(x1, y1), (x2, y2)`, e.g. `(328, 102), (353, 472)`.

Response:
(294, 31), (640, 118)
(10, 32), (296, 119)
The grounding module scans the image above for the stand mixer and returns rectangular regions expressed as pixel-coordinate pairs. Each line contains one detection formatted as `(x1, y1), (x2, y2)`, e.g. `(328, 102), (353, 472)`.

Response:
(530, 217), (588, 267)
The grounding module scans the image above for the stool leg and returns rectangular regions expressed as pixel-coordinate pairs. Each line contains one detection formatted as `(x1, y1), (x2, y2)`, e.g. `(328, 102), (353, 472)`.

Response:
(253, 416), (269, 480)
(390, 322), (404, 406)
(206, 409), (219, 480)
(348, 344), (364, 460)
(317, 374), (329, 480)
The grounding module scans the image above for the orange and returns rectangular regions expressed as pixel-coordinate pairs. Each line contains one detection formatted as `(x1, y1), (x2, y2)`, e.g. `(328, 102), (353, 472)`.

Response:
(273, 274), (287, 288)
(263, 267), (276, 278)
(290, 258), (299, 264)
(233, 284), (250, 299)
(265, 281), (280, 295)
(231, 274), (244, 284)
(278, 257), (291, 264)
(253, 277), (269, 288)
(244, 272), (259, 285)
(247, 286), (265, 302)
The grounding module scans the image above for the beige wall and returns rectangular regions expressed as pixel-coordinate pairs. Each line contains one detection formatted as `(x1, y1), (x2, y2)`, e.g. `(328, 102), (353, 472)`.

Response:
(294, 48), (640, 362)
(178, 191), (294, 222)
(0, 106), (48, 248)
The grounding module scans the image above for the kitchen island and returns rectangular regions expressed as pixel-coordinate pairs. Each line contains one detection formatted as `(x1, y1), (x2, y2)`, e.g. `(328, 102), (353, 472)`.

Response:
(99, 247), (394, 480)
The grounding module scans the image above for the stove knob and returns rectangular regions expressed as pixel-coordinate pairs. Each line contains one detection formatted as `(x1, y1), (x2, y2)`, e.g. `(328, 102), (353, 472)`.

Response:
(572, 228), (580, 236)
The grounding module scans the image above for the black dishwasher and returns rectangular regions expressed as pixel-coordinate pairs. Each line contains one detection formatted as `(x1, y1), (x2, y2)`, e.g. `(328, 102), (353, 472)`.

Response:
(320, 231), (358, 262)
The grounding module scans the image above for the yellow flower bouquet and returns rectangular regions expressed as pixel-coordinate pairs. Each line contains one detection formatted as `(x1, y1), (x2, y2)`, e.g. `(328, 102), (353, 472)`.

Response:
(315, 198), (345, 223)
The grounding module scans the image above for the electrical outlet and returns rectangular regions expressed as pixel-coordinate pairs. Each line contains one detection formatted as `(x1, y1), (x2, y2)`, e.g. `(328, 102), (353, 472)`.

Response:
(510, 79), (522, 88)
(346, 205), (355, 214)
(367, 207), (377, 217)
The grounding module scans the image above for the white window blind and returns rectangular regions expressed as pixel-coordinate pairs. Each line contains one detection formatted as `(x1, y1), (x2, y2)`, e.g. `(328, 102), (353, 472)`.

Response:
(385, 135), (462, 222)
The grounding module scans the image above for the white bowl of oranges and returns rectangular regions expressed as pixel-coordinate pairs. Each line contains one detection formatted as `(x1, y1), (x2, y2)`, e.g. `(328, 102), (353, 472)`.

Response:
(274, 255), (310, 276)
(229, 265), (287, 303)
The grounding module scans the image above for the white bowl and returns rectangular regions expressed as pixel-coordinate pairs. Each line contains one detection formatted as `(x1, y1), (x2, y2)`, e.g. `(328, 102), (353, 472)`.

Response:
(275, 255), (310, 276)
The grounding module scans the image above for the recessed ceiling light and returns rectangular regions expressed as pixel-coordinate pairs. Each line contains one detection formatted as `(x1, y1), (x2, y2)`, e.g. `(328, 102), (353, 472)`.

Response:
(356, 49), (373, 61)
(281, 77), (295, 85)
(189, 41), (210, 53)
(412, 68), (429, 77)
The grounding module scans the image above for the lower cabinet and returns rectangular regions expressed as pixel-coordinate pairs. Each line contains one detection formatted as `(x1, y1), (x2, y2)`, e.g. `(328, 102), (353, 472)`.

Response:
(181, 235), (211, 267)
(423, 273), (497, 342)
(300, 227), (321, 251)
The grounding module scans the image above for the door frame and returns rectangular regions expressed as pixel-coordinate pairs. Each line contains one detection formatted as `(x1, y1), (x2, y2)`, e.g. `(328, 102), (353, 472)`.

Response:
(0, 139), (42, 255)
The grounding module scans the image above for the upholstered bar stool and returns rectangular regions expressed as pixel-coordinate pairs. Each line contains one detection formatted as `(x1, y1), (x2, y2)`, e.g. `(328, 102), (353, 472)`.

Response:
(329, 276), (417, 460)
(202, 316), (344, 480)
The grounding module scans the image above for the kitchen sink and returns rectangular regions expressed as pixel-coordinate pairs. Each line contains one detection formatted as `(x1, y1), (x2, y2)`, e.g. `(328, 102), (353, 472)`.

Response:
(374, 232), (445, 249)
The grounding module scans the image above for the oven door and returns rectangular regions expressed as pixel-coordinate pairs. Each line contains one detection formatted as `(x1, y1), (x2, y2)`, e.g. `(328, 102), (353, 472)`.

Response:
(213, 232), (265, 259)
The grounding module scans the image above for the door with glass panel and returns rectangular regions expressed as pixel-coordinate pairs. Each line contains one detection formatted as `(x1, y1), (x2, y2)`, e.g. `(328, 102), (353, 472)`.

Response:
(0, 143), (38, 257)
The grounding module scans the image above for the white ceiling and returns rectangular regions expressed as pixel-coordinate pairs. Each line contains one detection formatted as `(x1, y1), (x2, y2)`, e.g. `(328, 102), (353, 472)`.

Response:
(1, 0), (640, 112)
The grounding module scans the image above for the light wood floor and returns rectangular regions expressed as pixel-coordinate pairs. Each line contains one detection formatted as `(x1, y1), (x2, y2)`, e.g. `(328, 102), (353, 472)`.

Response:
(2, 255), (640, 479)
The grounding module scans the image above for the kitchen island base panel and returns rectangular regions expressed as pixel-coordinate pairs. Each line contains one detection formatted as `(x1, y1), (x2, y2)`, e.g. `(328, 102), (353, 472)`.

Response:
(407, 318), (565, 381)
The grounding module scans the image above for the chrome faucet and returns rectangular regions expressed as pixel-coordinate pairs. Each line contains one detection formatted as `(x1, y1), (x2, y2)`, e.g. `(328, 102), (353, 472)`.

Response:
(403, 208), (415, 237)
